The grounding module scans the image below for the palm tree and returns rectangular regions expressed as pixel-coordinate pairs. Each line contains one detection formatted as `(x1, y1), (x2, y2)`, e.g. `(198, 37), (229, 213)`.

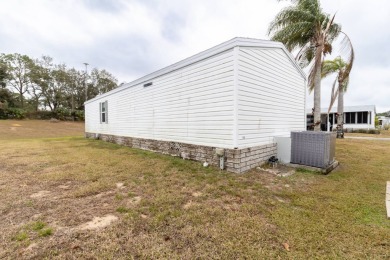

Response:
(322, 53), (354, 138)
(268, 0), (342, 131)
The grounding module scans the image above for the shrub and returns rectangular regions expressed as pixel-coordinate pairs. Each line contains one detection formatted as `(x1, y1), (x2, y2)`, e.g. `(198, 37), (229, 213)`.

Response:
(25, 109), (84, 121)
(73, 110), (85, 121)
(26, 111), (56, 120)
(0, 107), (85, 121)
(346, 128), (380, 134)
(0, 108), (7, 119)
(375, 116), (380, 128)
(55, 107), (72, 120)
(6, 108), (26, 119)
(54, 108), (84, 121)
(368, 129), (380, 134)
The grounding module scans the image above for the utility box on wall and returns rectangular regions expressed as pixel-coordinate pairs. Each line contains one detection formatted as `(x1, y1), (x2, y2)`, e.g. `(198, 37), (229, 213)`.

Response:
(275, 136), (291, 164)
(291, 131), (336, 168)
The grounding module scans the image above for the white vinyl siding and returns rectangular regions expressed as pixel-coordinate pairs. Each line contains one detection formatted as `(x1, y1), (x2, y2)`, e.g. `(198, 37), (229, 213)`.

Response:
(85, 101), (101, 133)
(85, 49), (235, 148)
(85, 38), (307, 150)
(236, 47), (306, 148)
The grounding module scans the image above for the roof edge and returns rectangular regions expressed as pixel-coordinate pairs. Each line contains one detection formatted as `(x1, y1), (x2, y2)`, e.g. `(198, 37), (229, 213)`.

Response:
(306, 105), (377, 114)
(86, 37), (306, 104)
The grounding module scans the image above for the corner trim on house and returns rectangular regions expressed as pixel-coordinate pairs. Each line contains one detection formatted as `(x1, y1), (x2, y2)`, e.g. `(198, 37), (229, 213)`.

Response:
(232, 46), (239, 148)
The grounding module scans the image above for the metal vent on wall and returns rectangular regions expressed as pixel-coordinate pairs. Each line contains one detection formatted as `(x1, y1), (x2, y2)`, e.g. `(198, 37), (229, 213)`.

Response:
(291, 131), (336, 168)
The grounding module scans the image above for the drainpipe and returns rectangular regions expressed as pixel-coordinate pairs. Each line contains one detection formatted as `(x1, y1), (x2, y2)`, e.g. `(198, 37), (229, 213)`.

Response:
(215, 148), (225, 170)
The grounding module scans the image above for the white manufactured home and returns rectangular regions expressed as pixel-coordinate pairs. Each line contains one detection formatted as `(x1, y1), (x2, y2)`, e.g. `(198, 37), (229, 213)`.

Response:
(306, 105), (376, 131)
(85, 37), (307, 173)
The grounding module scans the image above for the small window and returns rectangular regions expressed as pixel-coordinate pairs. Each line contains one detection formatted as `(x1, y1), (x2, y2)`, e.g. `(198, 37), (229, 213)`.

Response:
(100, 101), (108, 123)
(143, 82), (153, 87)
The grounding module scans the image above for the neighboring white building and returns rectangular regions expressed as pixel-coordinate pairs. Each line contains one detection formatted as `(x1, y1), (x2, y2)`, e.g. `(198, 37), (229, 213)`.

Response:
(85, 37), (307, 173)
(378, 116), (390, 129)
(306, 105), (376, 130)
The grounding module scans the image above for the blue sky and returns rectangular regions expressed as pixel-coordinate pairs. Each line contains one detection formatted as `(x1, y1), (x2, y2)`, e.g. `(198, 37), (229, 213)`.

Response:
(0, 0), (389, 112)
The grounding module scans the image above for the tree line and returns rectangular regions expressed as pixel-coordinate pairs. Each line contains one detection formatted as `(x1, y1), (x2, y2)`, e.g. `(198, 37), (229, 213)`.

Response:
(0, 53), (118, 120)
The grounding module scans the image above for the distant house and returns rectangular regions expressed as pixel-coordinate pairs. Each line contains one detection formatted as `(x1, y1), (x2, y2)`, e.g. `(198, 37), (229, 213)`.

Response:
(378, 116), (390, 129)
(306, 105), (376, 131)
(85, 37), (307, 173)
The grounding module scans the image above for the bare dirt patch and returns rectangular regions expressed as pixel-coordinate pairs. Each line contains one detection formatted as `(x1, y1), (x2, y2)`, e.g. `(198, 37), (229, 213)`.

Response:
(191, 191), (202, 197)
(78, 215), (118, 230)
(183, 201), (194, 209)
(128, 196), (141, 205)
(116, 182), (125, 189)
(30, 190), (51, 198)
(257, 164), (296, 177)
(24, 243), (38, 252)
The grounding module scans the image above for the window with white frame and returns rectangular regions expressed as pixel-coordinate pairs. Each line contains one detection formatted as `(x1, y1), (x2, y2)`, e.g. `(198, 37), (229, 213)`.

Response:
(100, 101), (108, 123)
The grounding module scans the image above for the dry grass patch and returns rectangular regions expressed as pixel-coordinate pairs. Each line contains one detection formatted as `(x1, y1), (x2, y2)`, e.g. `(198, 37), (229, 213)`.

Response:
(0, 119), (84, 140)
(345, 129), (390, 138)
(0, 120), (389, 258)
(0, 136), (293, 258)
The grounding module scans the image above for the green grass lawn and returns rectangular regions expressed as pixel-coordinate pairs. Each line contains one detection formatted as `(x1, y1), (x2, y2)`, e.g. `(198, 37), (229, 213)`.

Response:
(0, 120), (389, 258)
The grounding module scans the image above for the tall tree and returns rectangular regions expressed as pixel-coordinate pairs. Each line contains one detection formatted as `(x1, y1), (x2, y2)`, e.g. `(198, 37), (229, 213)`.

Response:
(0, 52), (119, 114)
(31, 56), (70, 111)
(65, 68), (85, 111)
(268, 0), (342, 131)
(89, 68), (118, 96)
(322, 55), (354, 138)
(0, 56), (8, 89)
(30, 56), (52, 111)
(26, 58), (45, 111)
(1, 53), (34, 108)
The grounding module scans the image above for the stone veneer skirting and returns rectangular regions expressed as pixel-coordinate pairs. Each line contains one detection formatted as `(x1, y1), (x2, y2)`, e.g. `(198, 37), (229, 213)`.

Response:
(85, 132), (277, 173)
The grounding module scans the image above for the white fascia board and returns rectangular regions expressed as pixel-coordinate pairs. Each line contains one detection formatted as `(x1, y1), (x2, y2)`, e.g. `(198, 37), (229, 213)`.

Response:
(86, 37), (306, 104)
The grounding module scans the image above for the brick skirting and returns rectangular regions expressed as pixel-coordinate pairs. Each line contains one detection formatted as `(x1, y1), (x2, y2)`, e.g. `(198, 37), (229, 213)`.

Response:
(85, 132), (277, 173)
